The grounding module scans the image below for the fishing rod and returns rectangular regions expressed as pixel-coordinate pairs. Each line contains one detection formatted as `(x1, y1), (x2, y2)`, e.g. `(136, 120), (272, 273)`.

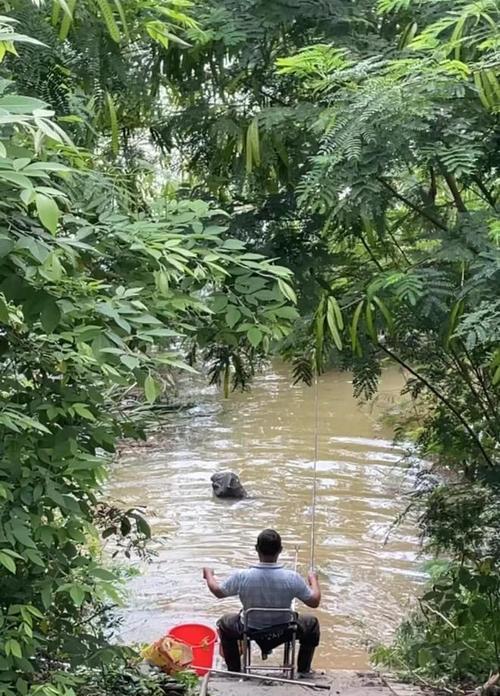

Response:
(197, 668), (331, 693)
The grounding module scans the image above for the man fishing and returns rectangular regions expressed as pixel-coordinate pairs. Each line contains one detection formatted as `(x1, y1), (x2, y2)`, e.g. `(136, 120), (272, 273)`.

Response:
(203, 528), (321, 674)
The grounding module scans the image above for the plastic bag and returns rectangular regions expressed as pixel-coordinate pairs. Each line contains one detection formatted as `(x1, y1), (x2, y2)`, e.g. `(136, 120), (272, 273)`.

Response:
(141, 635), (193, 674)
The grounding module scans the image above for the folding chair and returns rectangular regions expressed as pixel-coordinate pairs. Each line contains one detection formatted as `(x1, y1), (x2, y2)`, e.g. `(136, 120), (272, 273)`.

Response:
(242, 608), (298, 680)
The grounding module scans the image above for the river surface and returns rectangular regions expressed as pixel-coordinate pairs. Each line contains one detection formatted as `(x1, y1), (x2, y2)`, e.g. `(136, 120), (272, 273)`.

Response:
(107, 365), (426, 669)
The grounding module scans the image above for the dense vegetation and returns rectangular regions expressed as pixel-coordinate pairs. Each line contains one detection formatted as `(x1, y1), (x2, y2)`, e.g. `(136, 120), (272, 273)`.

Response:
(0, 3), (297, 694)
(0, 0), (499, 693)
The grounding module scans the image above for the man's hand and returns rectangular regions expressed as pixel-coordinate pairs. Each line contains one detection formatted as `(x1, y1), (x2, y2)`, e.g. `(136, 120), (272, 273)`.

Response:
(203, 567), (214, 581)
(307, 571), (318, 586)
(203, 568), (225, 599)
(303, 570), (321, 608)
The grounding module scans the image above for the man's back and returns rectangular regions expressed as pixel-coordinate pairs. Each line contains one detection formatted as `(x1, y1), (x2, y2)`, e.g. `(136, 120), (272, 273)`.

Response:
(220, 562), (314, 629)
(204, 529), (321, 674)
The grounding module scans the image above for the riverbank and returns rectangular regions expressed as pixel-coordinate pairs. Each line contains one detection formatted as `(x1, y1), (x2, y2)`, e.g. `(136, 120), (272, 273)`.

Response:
(205, 670), (427, 696)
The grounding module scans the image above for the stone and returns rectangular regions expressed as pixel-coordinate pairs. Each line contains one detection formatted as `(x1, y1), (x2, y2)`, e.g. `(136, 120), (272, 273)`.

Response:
(211, 472), (247, 499)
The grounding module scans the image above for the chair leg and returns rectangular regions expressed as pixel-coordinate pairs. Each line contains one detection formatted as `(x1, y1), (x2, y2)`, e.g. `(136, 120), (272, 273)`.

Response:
(244, 638), (251, 674)
(290, 634), (297, 680)
(283, 641), (290, 677)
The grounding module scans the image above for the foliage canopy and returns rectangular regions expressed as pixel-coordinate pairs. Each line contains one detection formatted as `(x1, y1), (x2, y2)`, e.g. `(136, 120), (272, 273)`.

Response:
(0, 0), (499, 691)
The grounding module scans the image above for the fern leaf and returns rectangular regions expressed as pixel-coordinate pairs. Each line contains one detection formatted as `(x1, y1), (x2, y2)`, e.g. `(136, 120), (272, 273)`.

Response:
(377, 0), (412, 15)
(292, 354), (314, 386)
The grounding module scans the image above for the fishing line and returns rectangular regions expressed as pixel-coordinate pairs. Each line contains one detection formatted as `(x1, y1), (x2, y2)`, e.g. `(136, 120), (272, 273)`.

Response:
(291, 544), (299, 611)
(310, 374), (320, 572)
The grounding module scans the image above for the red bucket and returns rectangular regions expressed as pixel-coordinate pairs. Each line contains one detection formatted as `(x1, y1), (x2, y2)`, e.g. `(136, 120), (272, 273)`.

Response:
(167, 623), (217, 676)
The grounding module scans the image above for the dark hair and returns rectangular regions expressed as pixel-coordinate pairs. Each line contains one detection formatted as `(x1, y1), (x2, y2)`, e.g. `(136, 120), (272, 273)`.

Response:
(256, 529), (282, 556)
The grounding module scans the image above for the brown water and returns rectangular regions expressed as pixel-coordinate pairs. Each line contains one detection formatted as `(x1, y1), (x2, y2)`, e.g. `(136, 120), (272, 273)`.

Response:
(108, 365), (425, 669)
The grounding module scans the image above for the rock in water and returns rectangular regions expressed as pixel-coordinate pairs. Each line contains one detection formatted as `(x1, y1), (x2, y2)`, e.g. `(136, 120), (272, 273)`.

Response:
(211, 472), (247, 499)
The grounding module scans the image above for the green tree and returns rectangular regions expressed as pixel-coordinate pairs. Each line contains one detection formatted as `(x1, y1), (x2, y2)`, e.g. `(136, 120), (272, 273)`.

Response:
(0, 17), (297, 695)
(275, 0), (500, 685)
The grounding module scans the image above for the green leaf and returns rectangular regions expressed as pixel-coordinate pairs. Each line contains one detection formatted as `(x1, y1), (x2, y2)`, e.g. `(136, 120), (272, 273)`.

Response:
(247, 326), (263, 348)
(326, 297), (343, 350)
(0, 170), (33, 189)
(13, 157), (31, 171)
(106, 92), (119, 156)
(23, 548), (44, 567)
(245, 117), (260, 173)
(112, 0), (129, 39)
(59, 0), (76, 39)
(226, 305), (241, 328)
(221, 238), (246, 250)
(350, 300), (364, 356)
(144, 374), (159, 403)
(328, 296), (344, 330)
(40, 299), (61, 333)
(273, 306), (299, 320)
(91, 567), (116, 581)
(5, 639), (22, 659)
(0, 295), (10, 323)
(0, 550), (16, 574)
(132, 514), (151, 538)
(40, 583), (53, 610)
(69, 584), (86, 608)
(372, 295), (393, 332)
(73, 403), (96, 421)
(277, 279), (297, 304)
(95, 0), (121, 41)
(26, 605), (44, 619)
(399, 21), (418, 49)
(418, 648), (432, 668)
(10, 523), (36, 549)
(16, 678), (28, 696)
(0, 236), (14, 257)
(212, 294), (228, 312)
(365, 301), (377, 341)
(35, 193), (60, 234)
(493, 364), (500, 386)
(445, 300), (463, 348)
(120, 354), (140, 370)
(0, 95), (47, 113)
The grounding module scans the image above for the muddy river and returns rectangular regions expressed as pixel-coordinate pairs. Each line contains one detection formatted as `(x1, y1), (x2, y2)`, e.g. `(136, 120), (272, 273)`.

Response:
(107, 365), (426, 669)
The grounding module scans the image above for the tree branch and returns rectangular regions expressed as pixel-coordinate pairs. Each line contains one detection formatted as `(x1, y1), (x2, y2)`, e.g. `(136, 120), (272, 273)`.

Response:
(358, 232), (384, 271)
(377, 342), (494, 468)
(472, 176), (497, 210)
(447, 346), (497, 433)
(460, 341), (500, 428)
(377, 177), (449, 232)
(437, 160), (468, 213)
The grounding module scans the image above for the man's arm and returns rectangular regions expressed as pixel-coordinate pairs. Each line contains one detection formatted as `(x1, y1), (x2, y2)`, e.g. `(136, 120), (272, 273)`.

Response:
(203, 567), (226, 599)
(302, 571), (321, 609)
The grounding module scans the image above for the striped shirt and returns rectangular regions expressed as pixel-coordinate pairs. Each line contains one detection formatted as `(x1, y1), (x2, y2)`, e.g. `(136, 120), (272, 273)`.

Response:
(219, 562), (314, 629)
